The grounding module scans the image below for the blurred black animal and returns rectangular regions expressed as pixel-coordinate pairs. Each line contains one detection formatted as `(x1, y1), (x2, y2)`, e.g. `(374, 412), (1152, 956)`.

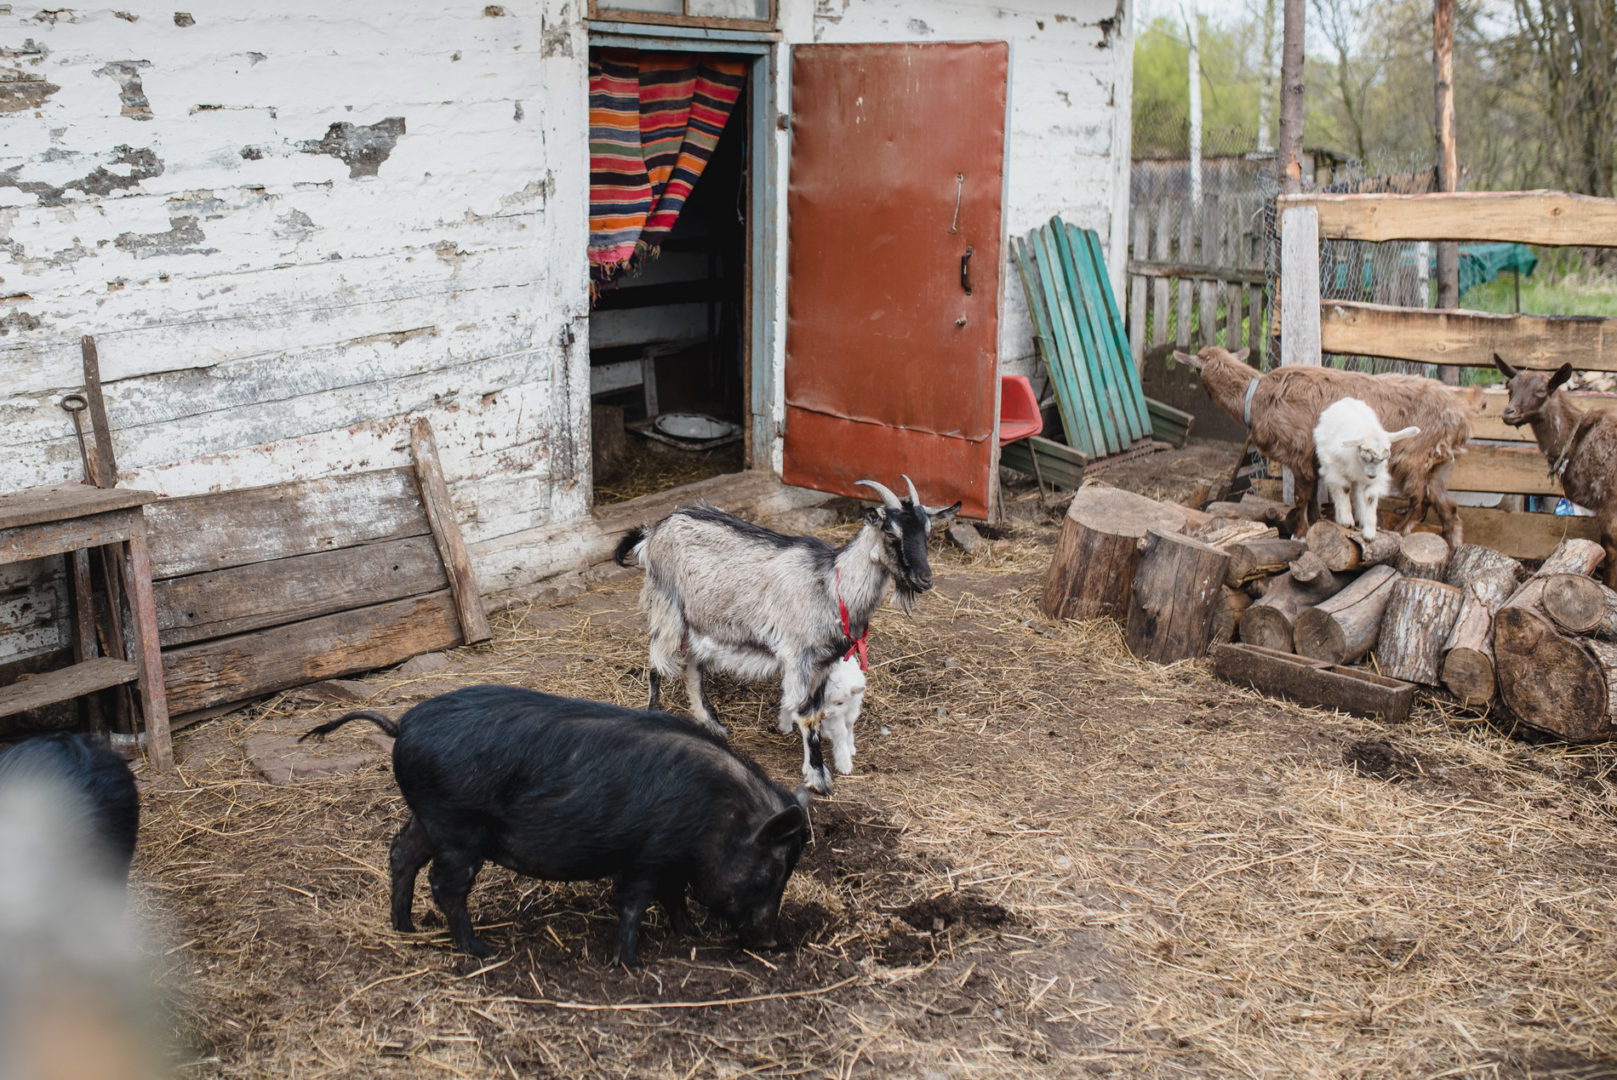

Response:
(0, 732), (139, 883)
(302, 684), (810, 967)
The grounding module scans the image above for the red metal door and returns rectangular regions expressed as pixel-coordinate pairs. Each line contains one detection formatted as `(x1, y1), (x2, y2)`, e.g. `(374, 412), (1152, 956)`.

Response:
(783, 41), (1007, 519)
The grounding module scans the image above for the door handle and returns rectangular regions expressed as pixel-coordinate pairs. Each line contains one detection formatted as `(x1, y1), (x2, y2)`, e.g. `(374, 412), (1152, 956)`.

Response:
(960, 246), (974, 295)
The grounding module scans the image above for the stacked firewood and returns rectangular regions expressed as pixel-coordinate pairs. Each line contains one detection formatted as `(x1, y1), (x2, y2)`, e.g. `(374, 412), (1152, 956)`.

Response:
(1042, 481), (1617, 740)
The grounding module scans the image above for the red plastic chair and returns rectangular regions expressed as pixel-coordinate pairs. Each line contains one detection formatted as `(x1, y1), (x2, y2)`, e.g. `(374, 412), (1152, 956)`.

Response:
(998, 374), (1044, 446)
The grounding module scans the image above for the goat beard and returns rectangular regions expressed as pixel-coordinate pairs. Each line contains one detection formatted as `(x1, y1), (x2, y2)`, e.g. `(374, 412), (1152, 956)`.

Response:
(891, 580), (920, 614)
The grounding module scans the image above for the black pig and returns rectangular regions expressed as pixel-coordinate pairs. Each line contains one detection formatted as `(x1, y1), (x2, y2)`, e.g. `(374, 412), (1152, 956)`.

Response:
(0, 732), (140, 883)
(302, 684), (810, 966)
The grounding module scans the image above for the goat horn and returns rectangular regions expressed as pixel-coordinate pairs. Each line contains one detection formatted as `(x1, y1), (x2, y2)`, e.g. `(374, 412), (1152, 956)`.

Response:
(854, 480), (902, 510)
(900, 474), (921, 506)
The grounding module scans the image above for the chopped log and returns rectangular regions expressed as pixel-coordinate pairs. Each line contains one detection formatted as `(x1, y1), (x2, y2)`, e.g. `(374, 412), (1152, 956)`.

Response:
(1239, 565), (1350, 653)
(1293, 564), (1401, 665)
(1444, 543), (1522, 593)
(1393, 532), (1451, 581)
(1212, 643), (1416, 721)
(1126, 529), (1231, 663)
(1164, 501), (1217, 530)
(1441, 582), (1500, 706)
(1202, 494), (1291, 525)
(1306, 520), (1401, 572)
(1042, 484), (1189, 622)
(1375, 578), (1464, 684)
(1541, 575), (1617, 637)
(1493, 539), (1617, 740)
(1212, 587), (1253, 647)
(1225, 538), (1308, 587)
(1287, 550), (1338, 588)
(1192, 518), (1276, 550)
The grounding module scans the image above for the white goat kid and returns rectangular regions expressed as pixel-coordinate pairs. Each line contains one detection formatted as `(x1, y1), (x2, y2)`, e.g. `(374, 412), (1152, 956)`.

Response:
(821, 657), (867, 777)
(1313, 397), (1420, 540)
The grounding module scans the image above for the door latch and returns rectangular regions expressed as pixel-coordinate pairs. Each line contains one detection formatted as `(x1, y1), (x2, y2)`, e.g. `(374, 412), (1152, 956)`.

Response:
(960, 246), (974, 295)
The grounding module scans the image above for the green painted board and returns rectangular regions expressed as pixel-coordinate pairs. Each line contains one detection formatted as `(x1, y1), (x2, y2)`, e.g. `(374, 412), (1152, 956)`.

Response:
(1050, 218), (1134, 448)
(1039, 224), (1123, 455)
(1011, 237), (1096, 459)
(1074, 224), (1151, 437)
(1032, 227), (1113, 456)
(1056, 217), (1148, 442)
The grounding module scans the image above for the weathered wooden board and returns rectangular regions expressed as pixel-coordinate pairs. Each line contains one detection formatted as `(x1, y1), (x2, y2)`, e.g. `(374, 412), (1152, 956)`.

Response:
(1211, 643), (1416, 722)
(162, 591), (462, 716)
(1282, 191), (1617, 246)
(1319, 301), (1617, 371)
(144, 468), (429, 579)
(1419, 505), (1604, 560)
(151, 534), (446, 648)
(0, 509), (143, 563)
(1469, 388), (1617, 442)
(0, 656), (138, 722)
(411, 418), (491, 644)
(1449, 442), (1569, 496)
(0, 484), (156, 531)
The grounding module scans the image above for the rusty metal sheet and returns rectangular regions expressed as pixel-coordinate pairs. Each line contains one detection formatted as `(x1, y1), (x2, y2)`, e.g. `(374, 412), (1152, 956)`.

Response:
(783, 41), (1008, 519)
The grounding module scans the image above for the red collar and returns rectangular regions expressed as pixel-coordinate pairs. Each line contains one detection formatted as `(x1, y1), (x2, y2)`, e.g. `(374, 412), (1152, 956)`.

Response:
(835, 567), (870, 672)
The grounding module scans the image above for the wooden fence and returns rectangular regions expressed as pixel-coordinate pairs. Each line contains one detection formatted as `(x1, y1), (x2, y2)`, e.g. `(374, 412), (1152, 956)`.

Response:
(1126, 192), (1270, 364)
(1278, 189), (1617, 555)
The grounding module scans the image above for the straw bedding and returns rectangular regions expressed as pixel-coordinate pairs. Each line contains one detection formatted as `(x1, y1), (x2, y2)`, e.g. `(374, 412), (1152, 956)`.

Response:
(128, 486), (1617, 1079)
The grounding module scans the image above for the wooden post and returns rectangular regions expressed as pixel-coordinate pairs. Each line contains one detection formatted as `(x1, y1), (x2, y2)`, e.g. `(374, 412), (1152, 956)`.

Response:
(1125, 529), (1230, 663)
(1279, 199), (1320, 505)
(1042, 484), (1190, 622)
(1278, 0), (1307, 196)
(1294, 564), (1401, 664)
(1433, 0), (1460, 320)
(410, 418), (492, 645)
(1376, 577), (1463, 684)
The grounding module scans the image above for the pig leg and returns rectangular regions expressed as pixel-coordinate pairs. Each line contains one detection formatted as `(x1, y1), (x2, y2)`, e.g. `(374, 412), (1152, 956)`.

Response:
(388, 815), (433, 933)
(683, 663), (725, 736)
(656, 882), (700, 938)
(428, 848), (490, 958)
(611, 877), (656, 969)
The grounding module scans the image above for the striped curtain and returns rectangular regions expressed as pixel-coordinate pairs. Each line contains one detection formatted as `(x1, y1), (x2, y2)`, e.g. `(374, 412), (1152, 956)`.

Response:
(589, 50), (747, 287)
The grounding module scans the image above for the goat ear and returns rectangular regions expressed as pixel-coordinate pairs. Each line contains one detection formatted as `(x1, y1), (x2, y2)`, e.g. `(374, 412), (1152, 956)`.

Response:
(925, 500), (963, 526)
(1232, 347), (1251, 363)
(1389, 425), (1421, 442)
(1549, 363), (1574, 392)
(1493, 353), (1518, 379)
(1171, 350), (1203, 370)
(864, 507), (883, 526)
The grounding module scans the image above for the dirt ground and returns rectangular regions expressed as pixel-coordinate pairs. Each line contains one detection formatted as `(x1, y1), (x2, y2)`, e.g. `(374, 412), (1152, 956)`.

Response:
(128, 442), (1617, 1079)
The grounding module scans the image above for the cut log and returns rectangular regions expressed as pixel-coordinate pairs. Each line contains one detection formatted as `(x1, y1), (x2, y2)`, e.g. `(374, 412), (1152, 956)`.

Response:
(1202, 495), (1291, 526)
(1375, 578), (1464, 685)
(1393, 532), (1451, 581)
(1293, 564), (1401, 665)
(1541, 575), (1617, 637)
(1239, 565), (1350, 653)
(1441, 582), (1500, 706)
(1287, 550), (1338, 588)
(1225, 538), (1308, 587)
(1212, 587), (1253, 647)
(1445, 543), (1522, 593)
(1211, 643), (1416, 721)
(1493, 539), (1617, 740)
(1192, 518), (1276, 551)
(1042, 484), (1189, 622)
(1306, 520), (1401, 572)
(1126, 529), (1231, 663)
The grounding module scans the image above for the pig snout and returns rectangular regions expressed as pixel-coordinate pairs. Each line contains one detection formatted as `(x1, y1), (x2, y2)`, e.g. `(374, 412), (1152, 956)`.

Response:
(737, 907), (784, 951)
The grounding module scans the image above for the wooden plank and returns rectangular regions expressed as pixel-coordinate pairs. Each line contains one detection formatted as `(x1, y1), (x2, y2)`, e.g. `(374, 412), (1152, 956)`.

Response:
(1151, 203), (1170, 347)
(1176, 210), (1194, 348)
(151, 534), (446, 647)
(161, 590), (462, 715)
(1450, 442), (1568, 496)
(1280, 190), (1617, 247)
(1198, 197), (1218, 353)
(1470, 388), (1617, 442)
(1280, 205), (1322, 368)
(1129, 210), (1148, 367)
(1036, 226), (1117, 456)
(410, 418), (491, 645)
(80, 336), (119, 489)
(1077, 225), (1152, 439)
(0, 509), (141, 563)
(0, 484), (156, 531)
(1211, 642), (1416, 721)
(1319, 300), (1617, 370)
(1422, 504), (1603, 561)
(1014, 237), (1099, 459)
(123, 524), (173, 771)
(1051, 223), (1126, 454)
(144, 467), (429, 579)
(1126, 261), (1266, 286)
(0, 656), (138, 720)
(1247, 283), (1264, 356)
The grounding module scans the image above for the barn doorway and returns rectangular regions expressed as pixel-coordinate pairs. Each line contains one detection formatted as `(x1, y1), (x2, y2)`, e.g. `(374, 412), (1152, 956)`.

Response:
(586, 45), (757, 507)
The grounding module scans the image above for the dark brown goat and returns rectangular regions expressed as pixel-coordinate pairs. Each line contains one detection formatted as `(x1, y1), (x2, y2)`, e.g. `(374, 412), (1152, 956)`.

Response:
(1494, 354), (1617, 586)
(1174, 346), (1475, 544)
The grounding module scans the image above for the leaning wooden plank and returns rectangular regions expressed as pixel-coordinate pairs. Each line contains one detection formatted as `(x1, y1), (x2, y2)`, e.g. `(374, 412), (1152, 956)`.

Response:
(145, 468), (429, 579)
(1280, 190), (1617, 247)
(1211, 642), (1416, 722)
(411, 418), (491, 644)
(0, 510), (139, 563)
(1039, 225), (1122, 455)
(1449, 442), (1574, 496)
(0, 656), (138, 722)
(1080, 224), (1154, 440)
(151, 534), (446, 647)
(1062, 221), (1147, 442)
(1013, 238), (1097, 459)
(1319, 301), (1617, 372)
(1145, 397), (1194, 447)
(161, 591), (462, 715)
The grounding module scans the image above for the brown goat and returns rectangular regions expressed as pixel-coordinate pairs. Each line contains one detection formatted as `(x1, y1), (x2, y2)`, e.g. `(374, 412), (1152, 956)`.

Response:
(1494, 354), (1617, 587)
(1173, 346), (1474, 545)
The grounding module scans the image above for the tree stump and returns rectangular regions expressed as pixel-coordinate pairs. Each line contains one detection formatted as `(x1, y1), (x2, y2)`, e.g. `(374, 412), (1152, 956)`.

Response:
(1294, 564), (1401, 665)
(1440, 576), (1517, 709)
(1042, 484), (1189, 622)
(1306, 520), (1401, 572)
(1225, 538), (1308, 587)
(1125, 529), (1231, 663)
(1212, 587), (1253, 647)
(1445, 544), (1522, 593)
(1239, 562), (1348, 653)
(1493, 539), (1614, 740)
(1541, 575), (1617, 637)
(1393, 532), (1451, 581)
(1375, 578), (1464, 684)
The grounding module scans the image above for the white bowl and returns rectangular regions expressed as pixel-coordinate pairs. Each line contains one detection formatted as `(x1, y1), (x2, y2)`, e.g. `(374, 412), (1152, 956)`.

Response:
(653, 413), (739, 441)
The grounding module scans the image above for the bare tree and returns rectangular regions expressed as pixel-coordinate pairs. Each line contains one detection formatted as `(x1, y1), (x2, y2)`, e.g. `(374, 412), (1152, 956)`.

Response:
(1511, 0), (1617, 197)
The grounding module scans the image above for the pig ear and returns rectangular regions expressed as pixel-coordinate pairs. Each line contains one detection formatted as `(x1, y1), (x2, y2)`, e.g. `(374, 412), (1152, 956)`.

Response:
(756, 803), (807, 849)
(1493, 353), (1518, 379)
(1390, 425), (1421, 442)
(1549, 363), (1574, 392)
